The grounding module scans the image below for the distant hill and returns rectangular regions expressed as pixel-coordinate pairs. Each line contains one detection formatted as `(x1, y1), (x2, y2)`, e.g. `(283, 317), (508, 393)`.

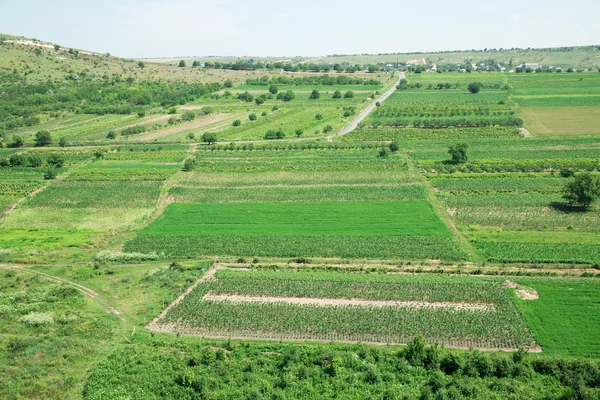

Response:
(144, 46), (600, 70)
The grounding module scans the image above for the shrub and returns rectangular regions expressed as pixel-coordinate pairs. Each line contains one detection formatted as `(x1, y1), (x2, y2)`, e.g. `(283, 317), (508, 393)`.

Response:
(181, 111), (196, 121)
(121, 125), (145, 136)
(201, 106), (214, 114)
(248, 113), (257, 121)
(389, 141), (399, 152)
(47, 154), (64, 168)
(43, 168), (57, 180)
(468, 82), (482, 94)
(315, 113), (323, 121)
(182, 158), (197, 172)
(9, 154), (26, 166)
(323, 125), (333, 133)
(106, 130), (116, 139)
(344, 91), (354, 98)
(35, 130), (52, 146)
(264, 129), (285, 140)
(232, 119), (242, 127)
(10, 136), (24, 148)
(20, 312), (54, 326)
(332, 90), (342, 99)
(28, 155), (43, 167)
(448, 143), (468, 163)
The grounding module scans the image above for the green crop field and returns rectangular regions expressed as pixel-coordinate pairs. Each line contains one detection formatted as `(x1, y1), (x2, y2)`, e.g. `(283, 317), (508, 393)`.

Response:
(155, 267), (535, 349)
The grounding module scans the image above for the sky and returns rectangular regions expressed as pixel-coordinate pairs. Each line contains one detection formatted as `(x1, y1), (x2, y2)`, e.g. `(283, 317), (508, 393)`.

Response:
(1, 0), (599, 58)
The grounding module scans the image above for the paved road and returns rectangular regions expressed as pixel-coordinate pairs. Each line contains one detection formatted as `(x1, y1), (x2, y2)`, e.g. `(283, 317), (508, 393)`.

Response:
(330, 71), (404, 139)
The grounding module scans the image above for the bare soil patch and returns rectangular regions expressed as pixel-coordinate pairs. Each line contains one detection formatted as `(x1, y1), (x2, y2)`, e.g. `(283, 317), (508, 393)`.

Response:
(202, 293), (494, 311)
(516, 288), (539, 300)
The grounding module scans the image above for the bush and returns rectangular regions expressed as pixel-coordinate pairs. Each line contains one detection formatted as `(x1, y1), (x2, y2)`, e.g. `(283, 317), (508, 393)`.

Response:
(248, 113), (257, 121)
(315, 113), (323, 121)
(35, 130), (52, 146)
(28, 155), (43, 167)
(201, 106), (214, 115)
(58, 137), (67, 147)
(182, 158), (197, 172)
(389, 141), (399, 152)
(332, 90), (342, 99)
(9, 154), (26, 166)
(264, 129), (285, 140)
(181, 111), (196, 121)
(563, 172), (600, 209)
(295, 129), (303, 137)
(448, 143), (468, 163)
(121, 125), (145, 136)
(106, 130), (116, 139)
(43, 168), (57, 180)
(47, 154), (64, 167)
(323, 125), (333, 133)
(344, 91), (354, 98)
(309, 90), (320, 99)
(10, 136), (24, 148)
(232, 119), (241, 127)
(468, 82), (482, 94)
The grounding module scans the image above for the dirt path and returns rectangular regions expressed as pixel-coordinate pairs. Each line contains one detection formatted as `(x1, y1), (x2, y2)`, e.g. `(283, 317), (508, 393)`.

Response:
(202, 293), (494, 311)
(408, 158), (482, 262)
(147, 265), (220, 332)
(139, 114), (233, 141)
(519, 127), (532, 137)
(0, 164), (76, 225)
(0, 264), (125, 322)
(330, 71), (403, 140)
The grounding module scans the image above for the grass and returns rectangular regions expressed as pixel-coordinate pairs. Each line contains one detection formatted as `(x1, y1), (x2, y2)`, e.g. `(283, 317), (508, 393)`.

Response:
(136, 201), (452, 237)
(520, 106), (600, 136)
(513, 278), (600, 357)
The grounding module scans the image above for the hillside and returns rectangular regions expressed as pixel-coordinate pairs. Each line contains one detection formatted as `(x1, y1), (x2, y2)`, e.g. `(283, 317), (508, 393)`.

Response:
(144, 45), (600, 70)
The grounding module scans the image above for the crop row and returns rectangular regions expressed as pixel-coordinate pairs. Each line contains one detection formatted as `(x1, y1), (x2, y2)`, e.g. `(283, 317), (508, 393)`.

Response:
(342, 127), (520, 141)
(125, 235), (467, 260)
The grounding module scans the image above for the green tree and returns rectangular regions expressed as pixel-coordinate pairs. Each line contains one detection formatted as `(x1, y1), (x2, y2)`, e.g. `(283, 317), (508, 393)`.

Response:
(201, 132), (218, 144)
(448, 143), (469, 163)
(563, 173), (600, 209)
(58, 137), (67, 147)
(43, 168), (57, 180)
(10, 136), (24, 148)
(248, 113), (257, 121)
(309, 90), (320, 100)
(344, 91), (354, 98)
(138, 61), (145, 69)
(47, 154), (64, 168)
(389, 141), (399, 152)
(28, 155), (43, 167)
(468, 82), (482, 94)
(182, 158), (197, 172)
(295, 129), (303, 137)
(178, 60), (186, 67)
(268, 85), (278, 94)
(232, 119), (242, 126)
(181, 111), (196, 121)
(35, 130), (52, 147)
(192, 61), (200, 67)
(224, 79), (233, 88)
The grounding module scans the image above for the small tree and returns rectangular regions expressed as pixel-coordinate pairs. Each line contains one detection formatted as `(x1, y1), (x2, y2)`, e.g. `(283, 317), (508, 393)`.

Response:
(58, 137), (67, 147)
(378, 148), (388, 158)
(182, 158), (197, 172)
(201, 132), (217, 145)
(323, 125), (333, 134)
(309, 90), (320, 100)
(192, 61), (200, 67)
(232, 119), (242, 127)
(389, 141), (399, 152)
(47, 154), (64, 168)
(178, 60), (186, 67)
(315, 113), (323, 121)
(295, 129), (303, 137)
(268, 85), (278, 94)
(138, 61), (145, 69)
(10, 136), (24, 148)
(344, 91), (354, 98)
(35, 130), (52, 147)
(28, 155), (43, 168)
(332, 90), (342, 99)
(181, 111), (196, 121)
(224, 79), (233, 88)
(468, 82), (482, 94)
(448, 143), (469, 163)
(563, 173), (600, 210)
(248, 113), (257, 121)
(43, 168), (57, 180)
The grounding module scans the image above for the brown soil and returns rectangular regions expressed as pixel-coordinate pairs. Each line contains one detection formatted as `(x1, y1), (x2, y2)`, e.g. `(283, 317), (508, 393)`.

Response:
(502, 280), (518, 289)
(516, 288), (539, 300)
(202, 293), (494, 311)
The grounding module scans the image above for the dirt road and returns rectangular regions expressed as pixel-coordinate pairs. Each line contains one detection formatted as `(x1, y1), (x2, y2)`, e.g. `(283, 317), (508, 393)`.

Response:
(330, 71), (403, 139)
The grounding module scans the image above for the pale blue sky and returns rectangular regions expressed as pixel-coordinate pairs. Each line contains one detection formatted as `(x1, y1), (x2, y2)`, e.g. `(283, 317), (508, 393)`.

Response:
(1, 0), (598, 58)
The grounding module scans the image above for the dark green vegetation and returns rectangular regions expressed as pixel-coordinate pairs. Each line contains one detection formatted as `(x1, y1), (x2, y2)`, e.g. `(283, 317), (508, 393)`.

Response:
(1, 35), (600, 399)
